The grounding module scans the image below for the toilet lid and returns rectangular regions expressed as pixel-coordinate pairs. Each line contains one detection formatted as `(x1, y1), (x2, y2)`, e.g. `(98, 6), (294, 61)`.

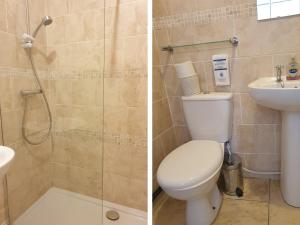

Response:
(157, 140), (223, 190)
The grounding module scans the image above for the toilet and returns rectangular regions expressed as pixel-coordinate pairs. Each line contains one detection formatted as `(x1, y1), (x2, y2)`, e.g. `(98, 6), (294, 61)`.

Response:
(157, 92), (233, 225)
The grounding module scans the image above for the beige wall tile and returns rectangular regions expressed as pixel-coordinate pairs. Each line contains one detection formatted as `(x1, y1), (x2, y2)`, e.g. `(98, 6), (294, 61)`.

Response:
(103, 142), (132, 177)
(160, 127), (177, 155)
(105, 3), (139, 38)
(0, 179), (7, 224)
(158, 98), (173, 134)
(0, 0), (7, 32)
(8, 163), (51, 221)
(153, 101), (160, 137)
(153, 66), (166, 101)
(68, 0), (104, 13)
(64, 10), (104, 43)
(174, 126), (190, 146)
(46, 0), (68, 18)
(162, 65), (182, 97)
(6, 0), (27, 36)
(55, 41), (104, 71)
(240, 93), (281, 125)
(0, 33), (17, 68)
(153, 0), (169, 17)
(119, 77), (147, 107)
(127, 177), (147, 211)
(46, 17), (65, 46)
(231, 56), (273, 93)
(164, 0), (197, 15)
(153, 137), (165, 176)
(136, 0), (147, 35)
(51, 162), (102, 199)
(168, 97), (186, 126)
(1, 110), (23, 144)
(233, 124), (276, 154)
(103, 172), (130, 206)
(0, 76), (13, 112)
(236, 16), (300, 57)
(244, 154), (280, 172)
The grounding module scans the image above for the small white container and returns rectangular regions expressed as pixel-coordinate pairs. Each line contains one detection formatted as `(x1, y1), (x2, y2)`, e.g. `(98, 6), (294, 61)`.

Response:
(175, 61), (201, 96)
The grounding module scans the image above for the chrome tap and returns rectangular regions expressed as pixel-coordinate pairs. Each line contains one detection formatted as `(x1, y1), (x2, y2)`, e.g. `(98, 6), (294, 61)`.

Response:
(275, 65), (284, 82)
(275, 65), (285, 88)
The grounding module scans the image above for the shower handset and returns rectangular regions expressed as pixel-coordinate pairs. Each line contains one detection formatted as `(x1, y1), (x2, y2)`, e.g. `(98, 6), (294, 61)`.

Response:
(20, 16), (53, 145)
(21, 16), (53, 49)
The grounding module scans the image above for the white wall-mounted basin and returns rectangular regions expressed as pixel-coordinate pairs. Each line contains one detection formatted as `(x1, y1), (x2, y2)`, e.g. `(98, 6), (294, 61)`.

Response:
(249, 77), (300, 111)
(249, 77), (300, 207)
(0, 146), (15, 178)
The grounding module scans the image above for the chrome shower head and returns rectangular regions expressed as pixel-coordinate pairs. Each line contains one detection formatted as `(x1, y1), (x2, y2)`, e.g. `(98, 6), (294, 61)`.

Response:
(32, 16), (53, 38)
(42, 16), (53, 26)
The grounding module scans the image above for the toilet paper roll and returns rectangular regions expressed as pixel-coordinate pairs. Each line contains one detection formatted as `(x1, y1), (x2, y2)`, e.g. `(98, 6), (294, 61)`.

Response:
(175, 61), (196, 78)
(180, 75), (201, 96)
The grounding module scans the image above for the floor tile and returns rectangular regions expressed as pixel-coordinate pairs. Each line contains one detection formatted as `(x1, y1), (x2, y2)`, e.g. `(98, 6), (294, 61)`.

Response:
(213, 198), (268, 225)
(156, 198), (185, 225)
(269, 180), (300, 225)
(155, 179), (300, 225)
(156, 196), (269, 225)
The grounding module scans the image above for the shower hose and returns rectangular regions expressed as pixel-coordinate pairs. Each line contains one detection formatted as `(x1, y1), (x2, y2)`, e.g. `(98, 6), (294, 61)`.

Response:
(22, 49), (52, 145)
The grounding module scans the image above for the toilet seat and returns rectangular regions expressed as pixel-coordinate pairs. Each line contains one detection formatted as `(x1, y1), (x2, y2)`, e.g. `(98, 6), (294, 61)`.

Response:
(157, 140), (223, 190)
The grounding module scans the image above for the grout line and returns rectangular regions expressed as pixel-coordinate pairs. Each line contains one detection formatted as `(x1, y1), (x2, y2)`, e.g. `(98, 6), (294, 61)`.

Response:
(224, 196), (271, 204)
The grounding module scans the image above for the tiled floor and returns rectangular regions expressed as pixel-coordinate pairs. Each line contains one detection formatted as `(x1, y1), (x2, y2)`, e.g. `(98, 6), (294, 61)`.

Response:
(154, 178), (300, 225)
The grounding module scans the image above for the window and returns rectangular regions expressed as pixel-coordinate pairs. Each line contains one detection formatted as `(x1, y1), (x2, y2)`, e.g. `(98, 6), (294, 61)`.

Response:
(257, 0), (300, 20)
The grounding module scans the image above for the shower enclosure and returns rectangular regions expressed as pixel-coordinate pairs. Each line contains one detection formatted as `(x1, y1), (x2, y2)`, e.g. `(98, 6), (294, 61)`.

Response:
(0, 0), (147, 224)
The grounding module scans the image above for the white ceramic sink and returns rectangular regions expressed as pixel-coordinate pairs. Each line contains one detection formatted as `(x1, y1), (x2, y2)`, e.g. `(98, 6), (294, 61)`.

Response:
(249, 77), (300, 111)
(248, 76), (300, 207)
(0, 146), (15, 178)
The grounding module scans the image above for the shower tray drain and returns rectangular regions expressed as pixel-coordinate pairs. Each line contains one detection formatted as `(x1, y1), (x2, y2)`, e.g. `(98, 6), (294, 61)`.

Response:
(106, 210), (120, 221)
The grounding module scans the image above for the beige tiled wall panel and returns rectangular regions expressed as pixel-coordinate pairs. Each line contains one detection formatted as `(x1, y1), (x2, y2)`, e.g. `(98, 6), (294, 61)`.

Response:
(0, 0), (51, 221)
(0, 0), (148, 216)
(153, 0), (291, 175)
(46, 0), (147, 212)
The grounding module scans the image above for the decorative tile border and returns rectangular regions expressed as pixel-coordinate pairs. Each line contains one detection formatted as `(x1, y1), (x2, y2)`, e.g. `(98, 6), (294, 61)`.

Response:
(104, 133), (147, 148)
(153, 3), (257, 30)
(0, 68), (48, 79)
(49, 70), (103, 80)
(0, 68), (147, 80)
(103, 69), (147, 78)
(53, 129), (147, 148)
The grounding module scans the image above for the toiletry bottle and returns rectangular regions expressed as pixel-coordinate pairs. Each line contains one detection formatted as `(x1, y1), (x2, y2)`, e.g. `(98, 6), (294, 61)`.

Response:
(287, 57), (299, 80)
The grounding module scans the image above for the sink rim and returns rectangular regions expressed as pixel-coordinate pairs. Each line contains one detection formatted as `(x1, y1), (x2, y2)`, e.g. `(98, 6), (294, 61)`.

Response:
(0, 146), (15, 169)
(248, 76), (300, 90)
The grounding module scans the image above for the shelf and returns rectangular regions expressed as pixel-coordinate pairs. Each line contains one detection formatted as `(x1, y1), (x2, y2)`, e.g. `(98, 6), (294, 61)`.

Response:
(161, 36), (239, 52)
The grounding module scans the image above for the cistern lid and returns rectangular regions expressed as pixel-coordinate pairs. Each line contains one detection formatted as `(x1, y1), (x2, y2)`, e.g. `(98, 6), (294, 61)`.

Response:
(182, 92), (233, 101)
(157, 140), (223, 190)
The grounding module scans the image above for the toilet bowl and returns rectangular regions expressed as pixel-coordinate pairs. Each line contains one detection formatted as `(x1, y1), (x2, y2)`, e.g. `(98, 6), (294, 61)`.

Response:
(157, 140), (224, 225)
(157, 92), (233, 225)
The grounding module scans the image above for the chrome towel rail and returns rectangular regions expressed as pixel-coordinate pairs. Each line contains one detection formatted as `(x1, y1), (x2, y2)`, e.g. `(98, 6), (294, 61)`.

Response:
(161, 36), (239, 52)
